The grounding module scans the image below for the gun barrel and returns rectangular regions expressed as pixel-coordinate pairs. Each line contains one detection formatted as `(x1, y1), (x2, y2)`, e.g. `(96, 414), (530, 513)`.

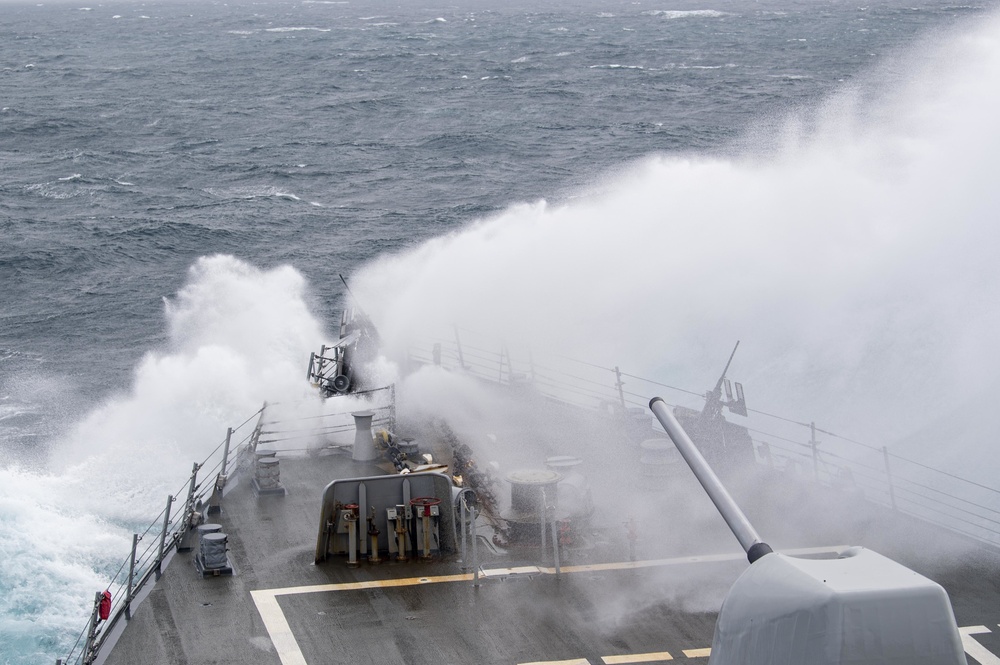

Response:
(649, 396), (771, 563)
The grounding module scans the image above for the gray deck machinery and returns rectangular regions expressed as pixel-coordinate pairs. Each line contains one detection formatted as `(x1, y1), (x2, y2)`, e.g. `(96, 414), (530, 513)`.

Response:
(648, 397), (967, 665)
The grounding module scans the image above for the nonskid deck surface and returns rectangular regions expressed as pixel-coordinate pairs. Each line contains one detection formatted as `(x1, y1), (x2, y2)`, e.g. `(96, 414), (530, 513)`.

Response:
(101, 452), (1000, 665)
(253, 546), (845, 665)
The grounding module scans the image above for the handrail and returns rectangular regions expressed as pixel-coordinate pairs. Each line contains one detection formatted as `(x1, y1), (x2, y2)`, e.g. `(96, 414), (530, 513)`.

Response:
(413, 332), (1000, 553)
(62, 391), (393, 665)
(66, 334), (1000, 663)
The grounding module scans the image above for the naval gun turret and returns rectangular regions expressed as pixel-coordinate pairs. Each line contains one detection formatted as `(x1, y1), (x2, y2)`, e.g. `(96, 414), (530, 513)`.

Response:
(649, 397), (967, 665)
(672, 342), (754, 474)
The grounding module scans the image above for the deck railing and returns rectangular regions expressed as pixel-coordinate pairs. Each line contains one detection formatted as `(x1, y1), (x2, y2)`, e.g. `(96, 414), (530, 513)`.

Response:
(60, 387), (394, 665)
(62, 333), (1000, 664)
(409, 328), (1000, 550)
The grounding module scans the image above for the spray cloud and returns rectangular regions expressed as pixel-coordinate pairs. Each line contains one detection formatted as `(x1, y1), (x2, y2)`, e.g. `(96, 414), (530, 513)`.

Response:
(353, 12), (1000, 462)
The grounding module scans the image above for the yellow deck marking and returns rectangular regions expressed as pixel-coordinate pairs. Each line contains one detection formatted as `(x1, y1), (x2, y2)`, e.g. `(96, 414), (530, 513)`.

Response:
(518, 660), (590, 665)
(682, 648), (711, 658)
(602, 651), (674, 663)
(267, 572), (474, 597)
(251, 546), (847, 665)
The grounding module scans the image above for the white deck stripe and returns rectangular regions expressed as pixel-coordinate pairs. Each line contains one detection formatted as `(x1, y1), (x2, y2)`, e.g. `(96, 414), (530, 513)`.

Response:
(602, 651), (673, 663)
(960, 626), (1000, 665)
(250, 546), (848, 665)
(250, 590), (309, 665)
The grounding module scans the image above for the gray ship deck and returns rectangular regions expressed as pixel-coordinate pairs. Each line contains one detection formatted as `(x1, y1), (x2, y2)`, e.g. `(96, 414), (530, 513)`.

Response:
(99, 445), (1000, 665)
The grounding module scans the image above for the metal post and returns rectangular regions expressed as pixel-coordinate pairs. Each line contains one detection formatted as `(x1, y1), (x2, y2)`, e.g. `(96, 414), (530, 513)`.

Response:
(759, 441), (774, 469)
(460, 495), (468, 571)
(184, 463), (200, 530)
(614, 367), (626, 410)
(528, 350), (536, 383)
(539, 488), (547, 553)
(423, 509), (432, 560)
(368, 506), (381, 565)
(883, 446), (898, 511)
(125, 533), (138, 621)
(471, 502), (479, 587)
(156, 494), (174, 580)
(550, 515), (561, 575)
(454, 325), (466, 370)
(810, 422), (819, 481)
(177, 463), (201, 552)
(220, 427), (233, 479)
(626, 515), (638, 562)
(82, 591), (101, 665)
(432, 342), (442, 365)
(347, 512), (358, 567)
(249, 402), (267, 456)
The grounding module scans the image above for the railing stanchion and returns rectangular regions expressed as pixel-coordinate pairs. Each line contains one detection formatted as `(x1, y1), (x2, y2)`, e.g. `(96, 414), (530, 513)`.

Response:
(82, 591), (101, 665)
(810, 422), (820, 481)
(471, 502), (480, 587)
(220, 427), (233, 478)
(155, 494), (174, 580)
(184, 462), (200, 529)
(883, 446), (898, 511)
(177, 463), (201, 552)
(614, 366), (626, 410)
(125, 533), (138, 621)
(551, 512), (561, 575)
(460, 495), (468, 571)
(454, 325), (466, 370)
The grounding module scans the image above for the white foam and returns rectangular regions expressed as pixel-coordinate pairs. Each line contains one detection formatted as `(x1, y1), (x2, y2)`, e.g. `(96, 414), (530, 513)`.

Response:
(265, 26), (331, 32)
(352, 12), (1000, 451)
(589, 64), (644, 69)
(642, 9), (727, 19)
(2, 256), (332, 656)
(52, 256), (324, 487)
(204, 185), (303, 201)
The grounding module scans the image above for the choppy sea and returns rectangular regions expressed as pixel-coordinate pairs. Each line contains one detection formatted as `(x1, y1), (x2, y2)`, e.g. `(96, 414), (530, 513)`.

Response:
(2, 0), (1000, 662)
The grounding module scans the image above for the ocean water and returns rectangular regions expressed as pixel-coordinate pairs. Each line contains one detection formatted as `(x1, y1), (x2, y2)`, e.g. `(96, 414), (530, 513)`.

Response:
(2, 0), (999, 662)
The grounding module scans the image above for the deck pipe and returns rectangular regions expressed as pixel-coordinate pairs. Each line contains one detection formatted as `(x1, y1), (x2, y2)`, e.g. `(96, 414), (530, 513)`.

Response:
(648, 397), (772, 564)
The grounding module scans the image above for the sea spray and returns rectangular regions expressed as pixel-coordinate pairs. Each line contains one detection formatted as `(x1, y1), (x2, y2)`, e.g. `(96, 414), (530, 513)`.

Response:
(0, 256), (329, 660)
(352, 11), (1000, 457)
